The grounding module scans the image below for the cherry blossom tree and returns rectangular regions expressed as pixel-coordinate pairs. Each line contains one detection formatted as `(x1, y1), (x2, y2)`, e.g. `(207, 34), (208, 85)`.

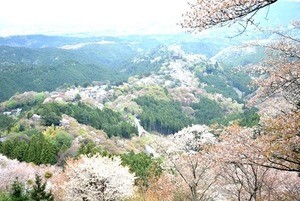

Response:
(248, 23), (300, 108)
(245, 25), (300, 174)
(181, 0), (278, 32)
(0, 154), (60, 193)
(134, 173), (187, 201)
(181, 0), (299, 105)
(62, 154), (135, 201)
(180, 2), (299, 199)
(255, 112), (300, 173)
(157, 125), (219, 201)
(214, 125), (300, 200)
(181, 0), (299, 107)
(181, 0), (299, 169)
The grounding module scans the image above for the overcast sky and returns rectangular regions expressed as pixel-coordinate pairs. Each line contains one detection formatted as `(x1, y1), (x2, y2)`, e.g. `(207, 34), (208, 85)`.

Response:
(0, 0), (299, 37)
(0, 0), (190, 36)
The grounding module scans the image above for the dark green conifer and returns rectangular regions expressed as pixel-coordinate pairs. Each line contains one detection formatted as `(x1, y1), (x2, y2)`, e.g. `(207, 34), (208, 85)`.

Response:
(40, 140), (57, 165)
(24, 135), (38, 164)
(25, 134), (44, 164)
(30, 174), (54, 201)
(1, 140), (13, 158)
(10, 177), (29, 201)
(12, 140), (28, 161)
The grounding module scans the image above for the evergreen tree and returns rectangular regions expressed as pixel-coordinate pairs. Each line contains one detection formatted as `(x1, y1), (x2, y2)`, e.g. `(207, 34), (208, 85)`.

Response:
(76, 141), (100, 157)
(10, 178), (29, 201)
(30, 174), (54, 201)
(191, 96), (223, 125)
(41, 112), (61, 126)
(24, 135), (38, 164)
(121, 151), (162, 188)
(0, 115), (14, 132)
(24, 134), (44, 164)
(11, 140), (28, 161)
(1, 140), (13, 158)
(135, 96), (192, 134)
(40, 140), (57, 165)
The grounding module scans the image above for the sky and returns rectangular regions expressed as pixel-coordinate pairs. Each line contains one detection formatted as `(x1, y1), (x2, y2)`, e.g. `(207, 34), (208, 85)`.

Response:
(0, 0), (299, 37)
(0, 0), (190, 36)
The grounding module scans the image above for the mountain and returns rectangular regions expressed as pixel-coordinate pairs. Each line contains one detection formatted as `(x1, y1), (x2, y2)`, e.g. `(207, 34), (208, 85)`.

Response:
(0, 35), (167, 101)
(0, 45), (124, 102)
(1, 21), (298, 103)
(0, 1), (299, 200)
(1, 43), (258, 134)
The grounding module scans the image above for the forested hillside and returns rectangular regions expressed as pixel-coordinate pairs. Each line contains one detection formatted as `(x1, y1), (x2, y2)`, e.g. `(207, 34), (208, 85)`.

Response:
(0, 33), (264, 102)
(0, 0), (299, 199)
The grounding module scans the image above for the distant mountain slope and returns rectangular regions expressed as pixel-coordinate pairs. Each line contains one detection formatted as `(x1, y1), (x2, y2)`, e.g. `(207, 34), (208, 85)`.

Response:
(0, 42), (176, 101)
(0, 45), (128, 102)
(2, 27), (296, 102)
(0, 35), (88, 48)
(0, 35), (162, 49)
(0, 43), (261, 136)
(0, 35), (170, 102)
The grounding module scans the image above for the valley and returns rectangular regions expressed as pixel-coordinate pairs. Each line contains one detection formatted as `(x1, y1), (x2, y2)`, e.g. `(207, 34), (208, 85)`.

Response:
(0, 13), (299, 200)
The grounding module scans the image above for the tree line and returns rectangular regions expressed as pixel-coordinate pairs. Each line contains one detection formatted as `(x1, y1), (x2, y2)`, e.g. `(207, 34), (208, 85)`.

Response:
(135, 96), (192, 134)
(37, 102), (138, 138)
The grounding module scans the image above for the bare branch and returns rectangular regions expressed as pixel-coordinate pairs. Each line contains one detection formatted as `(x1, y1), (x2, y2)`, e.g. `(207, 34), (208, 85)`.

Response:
(181, 0), (278, 32)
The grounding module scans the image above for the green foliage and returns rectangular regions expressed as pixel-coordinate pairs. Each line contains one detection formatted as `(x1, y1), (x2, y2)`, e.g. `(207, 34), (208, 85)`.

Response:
(121, 151), (162, 188)
(66, 103), (138, 138)
(30, 174), (54, 201)
(2, 175), (54, 201)
(10, 178), (29, 201)
(1, 140), (13, 157)
(215, 107), (260, 127)
(3, 92), (46, 111)
(0, 133), (58, 165)
(11, 140), (28, 161)
(196, 63), (254, 101)
(0, 115), (15, 133)
(76, 141), (101, 157)
(199, 73), (240, 101)
(0, 178), (29, 201)
(227, 72), (254, 96)
(191, 96), (224, 125)
(37, 103), (62, 126)
(52, 130), (72, 151)
(36, 102), (138, 138)
(135, 96), (192, 134)
(74, 94), (81, 102)
(6, 100), (17, 110)
(19, 129), (41, 137)
(138, 85), (171, 101)
(204, 84), (240, 101)
(10, 124), (25, 133)
(26, 134), (58, 165)
(239, 107), (260, 127)
(0, 193), (12, 201)
(41, 112), (61, 126)
(24, 134), (44, 164)
(36, 103), (62, 116)
(76, 140), (113, 158)
(34, 93), (46, 104)
(0, 44), (138, 102)
(40, 140), (58, 165)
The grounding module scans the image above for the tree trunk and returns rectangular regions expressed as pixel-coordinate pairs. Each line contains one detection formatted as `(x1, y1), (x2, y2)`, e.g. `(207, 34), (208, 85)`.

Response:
(190, 185), (198, 201)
